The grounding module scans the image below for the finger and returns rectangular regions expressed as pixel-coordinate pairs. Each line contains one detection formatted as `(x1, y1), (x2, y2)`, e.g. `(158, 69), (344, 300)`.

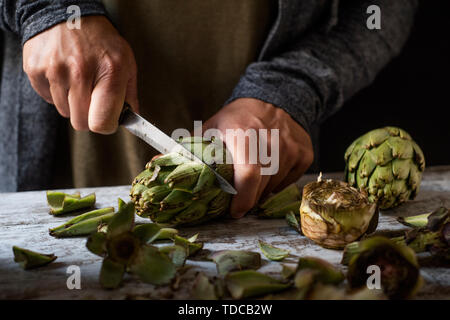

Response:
(255, 174), (271, 205)
(262, 157), (295, 197)
(230, 164), (262, 218)
(125, 67), (139, 113)
(68, 76), (93, 131)
(28, 76), (53, 104)
(88, 75), (127, 134)
(49, 83), (70, 118)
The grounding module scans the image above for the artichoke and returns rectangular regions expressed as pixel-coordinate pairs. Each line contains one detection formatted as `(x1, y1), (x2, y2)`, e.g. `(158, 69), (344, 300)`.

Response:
(130, 137), (233, 226)
(347, 237), (422, 299)
(344, 127), (425, 209)
(300, 178), (378, 249)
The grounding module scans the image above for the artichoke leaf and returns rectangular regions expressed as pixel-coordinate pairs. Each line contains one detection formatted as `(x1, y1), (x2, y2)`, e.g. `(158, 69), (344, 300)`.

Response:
(13, 246), (57, 270)
(225, 270), (290, 299)
(47, 191), (95, 215)
(128, 245), (176, 285)
(258, 240), (290, 261)
(209, 250), (261, 275)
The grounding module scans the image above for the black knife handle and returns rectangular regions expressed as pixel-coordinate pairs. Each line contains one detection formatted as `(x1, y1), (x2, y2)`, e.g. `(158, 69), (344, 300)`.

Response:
(119, 103), (132, 125)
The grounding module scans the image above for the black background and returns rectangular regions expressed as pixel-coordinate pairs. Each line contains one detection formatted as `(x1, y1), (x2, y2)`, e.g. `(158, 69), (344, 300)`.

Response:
(318, 0), (450, 172)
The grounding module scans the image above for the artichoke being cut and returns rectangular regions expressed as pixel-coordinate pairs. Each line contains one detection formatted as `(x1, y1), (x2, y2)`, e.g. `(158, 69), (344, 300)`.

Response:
(131, 137), (233, 226)
(344, 127), (425, 209)
(300, 178), (378, 249)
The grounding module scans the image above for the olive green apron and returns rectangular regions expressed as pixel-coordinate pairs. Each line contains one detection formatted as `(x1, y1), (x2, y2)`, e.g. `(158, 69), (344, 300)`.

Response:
(69, 0), (276, 187)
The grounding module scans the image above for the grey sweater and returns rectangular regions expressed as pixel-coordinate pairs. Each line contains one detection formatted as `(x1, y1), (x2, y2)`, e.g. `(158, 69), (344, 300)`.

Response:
(0, 0), (418, 192)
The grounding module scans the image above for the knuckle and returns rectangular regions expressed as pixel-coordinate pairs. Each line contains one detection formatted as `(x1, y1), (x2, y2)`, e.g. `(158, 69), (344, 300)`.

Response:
(102, 53), (123, 76)
(68, 58), (89, 82)
(303, 148), (314, 166)
(46, 61), (65, 83)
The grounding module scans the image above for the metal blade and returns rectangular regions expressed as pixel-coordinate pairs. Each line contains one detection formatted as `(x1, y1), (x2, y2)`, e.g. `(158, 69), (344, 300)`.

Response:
(120, 107), (237, 195)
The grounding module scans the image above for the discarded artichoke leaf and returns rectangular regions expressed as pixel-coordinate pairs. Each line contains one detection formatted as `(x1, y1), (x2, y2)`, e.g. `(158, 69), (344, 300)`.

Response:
(427, 207), (449, 231)
(398, 213), (431, 228)
(281, 264), (296, 279)
(342, 209), (450, 265)
(209, 250), (261, 275)
(13, 246), (57, 270)
(294, 269), (319, 296)
(159, 245), (188, 267)
(347, 236), (422, 299)
(49, 207), (114, 234)
(258, 240), (290, 261)
(49, 212), (115, 237)
(296, 257), (344, 285)
(100, 257), (125, 289)
(300, 179), (377, 249)
(107, 199), (135, 238)
(157, 228), (179, 240)
(128, 245), (177, 285)
(86, 232), (108, 256)
(173, 234), (203, 256)
(47, 191), (95, 215)
(133, 224), (178, 244)
(225, 270), (290, 299)
(258, 184), (301, 218)
(286, 211), (302, 234)
(193, 273), (218, 300)
(133, 223), (161, 243)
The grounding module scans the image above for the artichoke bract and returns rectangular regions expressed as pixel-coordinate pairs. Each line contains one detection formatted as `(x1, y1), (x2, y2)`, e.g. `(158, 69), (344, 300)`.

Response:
(344, 127), (425, 209)
(300, 178), (377, 249)
(131, 137), (233, 226)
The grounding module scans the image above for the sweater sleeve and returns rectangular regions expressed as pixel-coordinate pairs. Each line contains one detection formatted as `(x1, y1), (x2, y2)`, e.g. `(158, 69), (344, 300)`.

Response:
(0, 0), (108, 45)
(227, 0), (418, 134)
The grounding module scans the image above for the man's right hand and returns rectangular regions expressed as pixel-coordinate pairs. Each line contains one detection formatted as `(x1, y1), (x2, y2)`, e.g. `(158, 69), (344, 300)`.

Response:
(23, 16), (138, 134)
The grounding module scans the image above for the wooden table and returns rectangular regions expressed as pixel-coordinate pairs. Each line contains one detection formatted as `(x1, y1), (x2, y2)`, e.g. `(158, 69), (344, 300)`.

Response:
(1, 167), (449, 300)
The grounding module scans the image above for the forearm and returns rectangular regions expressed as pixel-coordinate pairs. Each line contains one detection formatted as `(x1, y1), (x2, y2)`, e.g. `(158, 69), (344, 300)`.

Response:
(228, 0), (418, 134)
(0, 0), (107, 44)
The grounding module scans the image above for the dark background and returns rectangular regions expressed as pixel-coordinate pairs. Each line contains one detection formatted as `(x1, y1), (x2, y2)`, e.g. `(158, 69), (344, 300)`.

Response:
(318, 0), (449, 172)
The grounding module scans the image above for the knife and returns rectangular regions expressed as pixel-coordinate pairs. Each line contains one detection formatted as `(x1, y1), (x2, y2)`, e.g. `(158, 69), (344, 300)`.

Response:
(119, 104), (237, 195)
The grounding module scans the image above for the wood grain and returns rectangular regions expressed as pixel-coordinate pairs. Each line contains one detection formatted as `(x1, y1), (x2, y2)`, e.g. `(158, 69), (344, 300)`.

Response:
(0, 167), (449, 299)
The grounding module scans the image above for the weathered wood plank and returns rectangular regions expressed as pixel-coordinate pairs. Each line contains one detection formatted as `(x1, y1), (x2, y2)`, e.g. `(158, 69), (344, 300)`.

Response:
(0, 167), (449, 299)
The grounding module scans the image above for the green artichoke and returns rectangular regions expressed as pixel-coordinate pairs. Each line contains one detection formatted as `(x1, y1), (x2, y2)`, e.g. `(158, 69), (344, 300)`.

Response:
(300, 179), (378, 249)
(347, 237), (422, 299)
(344, 127), (425, 209)
(130, 137), (233, 226)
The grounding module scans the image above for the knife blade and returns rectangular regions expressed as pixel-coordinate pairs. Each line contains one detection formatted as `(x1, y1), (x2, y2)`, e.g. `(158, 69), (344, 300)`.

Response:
(119, 106), (237, 195)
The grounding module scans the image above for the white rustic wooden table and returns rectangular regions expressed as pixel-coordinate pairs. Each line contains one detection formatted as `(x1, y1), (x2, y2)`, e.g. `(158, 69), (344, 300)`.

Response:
(1, 167), (449, 300)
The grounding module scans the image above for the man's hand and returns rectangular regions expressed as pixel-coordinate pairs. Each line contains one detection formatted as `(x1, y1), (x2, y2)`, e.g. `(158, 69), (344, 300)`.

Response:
(203, 98), (314, 218)
(23, 16), (138, 134)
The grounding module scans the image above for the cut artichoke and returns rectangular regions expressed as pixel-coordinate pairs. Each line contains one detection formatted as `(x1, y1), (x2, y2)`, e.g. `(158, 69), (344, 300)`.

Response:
(130, 137), (233, 226)
(347, 237), (422, 299)
(300, 178), (377, 249)
(344, 127), (425, 209)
